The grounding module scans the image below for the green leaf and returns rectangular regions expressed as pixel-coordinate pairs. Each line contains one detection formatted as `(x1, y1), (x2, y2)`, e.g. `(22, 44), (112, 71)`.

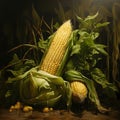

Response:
(9, 54), (23, 70)
(5, 90), (12, 98)
(78, 31), (89, 37)
(38, 39), (49, 52)
(96, 22), (110, 28)
(91, 68), (118, 91)
(94, 44), (108, 55)
(32, 6), (41, 27)
(26, 94), (62, 107)
(91, 32), (99, 40)
(76, 16), (84, 23)
(71, 44), (80, 56)
(84, 12), (99, 22)
(6, 67), (72, 108)
(53, 22), (60, 30)
(64, 69), (109, 113)
(6, 59), (36, 77)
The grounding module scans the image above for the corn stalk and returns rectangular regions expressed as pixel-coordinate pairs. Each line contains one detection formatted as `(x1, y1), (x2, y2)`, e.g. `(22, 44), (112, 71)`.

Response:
(112, 3), (120, 83)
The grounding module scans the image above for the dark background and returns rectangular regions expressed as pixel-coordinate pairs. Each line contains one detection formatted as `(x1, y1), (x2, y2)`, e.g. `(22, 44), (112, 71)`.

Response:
(0, 0), (120, 82)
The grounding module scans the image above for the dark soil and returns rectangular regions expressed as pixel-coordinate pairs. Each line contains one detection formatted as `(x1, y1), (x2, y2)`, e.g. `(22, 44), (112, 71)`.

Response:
(0, 108), (120, 120)
(0, 94), (120, 120)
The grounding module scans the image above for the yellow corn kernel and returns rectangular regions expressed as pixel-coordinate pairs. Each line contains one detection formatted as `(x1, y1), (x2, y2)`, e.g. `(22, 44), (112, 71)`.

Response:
(23, 106), (33, 112)
(71, 81), (88, 103)
(43, 107), (49, 112)
(40, 20), (72, 75)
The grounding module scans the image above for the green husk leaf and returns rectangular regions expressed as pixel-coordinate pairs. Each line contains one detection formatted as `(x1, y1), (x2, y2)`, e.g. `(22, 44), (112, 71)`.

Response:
(6, 67), (72, 108)
(26, 94), (62, 107)
(91, 68), (118, 91)
(64, 69), (109, 113)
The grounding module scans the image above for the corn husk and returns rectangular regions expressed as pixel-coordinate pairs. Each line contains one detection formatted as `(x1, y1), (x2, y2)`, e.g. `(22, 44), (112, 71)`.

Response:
(6, 67), (72, 107)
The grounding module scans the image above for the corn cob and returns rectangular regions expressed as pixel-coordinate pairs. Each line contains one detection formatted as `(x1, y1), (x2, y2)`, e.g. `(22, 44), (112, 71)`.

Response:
(40, 20), (72, 75)
(70, 81), (88, 103)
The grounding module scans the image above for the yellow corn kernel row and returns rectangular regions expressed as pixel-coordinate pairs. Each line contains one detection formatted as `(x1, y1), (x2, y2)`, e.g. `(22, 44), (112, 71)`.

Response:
(40, 20), (72, 75)
(70, 81), (88, 103)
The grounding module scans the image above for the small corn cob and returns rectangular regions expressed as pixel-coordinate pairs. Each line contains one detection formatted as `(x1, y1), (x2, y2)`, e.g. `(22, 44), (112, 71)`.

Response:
(40, 20), (72, 75)
(70, 81), (88, 103)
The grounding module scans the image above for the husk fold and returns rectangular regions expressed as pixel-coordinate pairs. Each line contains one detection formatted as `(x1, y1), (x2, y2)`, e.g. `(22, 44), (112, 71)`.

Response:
(18, 67), (72, 107)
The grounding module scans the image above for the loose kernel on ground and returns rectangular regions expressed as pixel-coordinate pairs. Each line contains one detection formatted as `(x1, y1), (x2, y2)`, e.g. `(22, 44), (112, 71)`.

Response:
(23, 106), (33, 112)
(43, 107), (53, 112)
(43, 107), (49, 113)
